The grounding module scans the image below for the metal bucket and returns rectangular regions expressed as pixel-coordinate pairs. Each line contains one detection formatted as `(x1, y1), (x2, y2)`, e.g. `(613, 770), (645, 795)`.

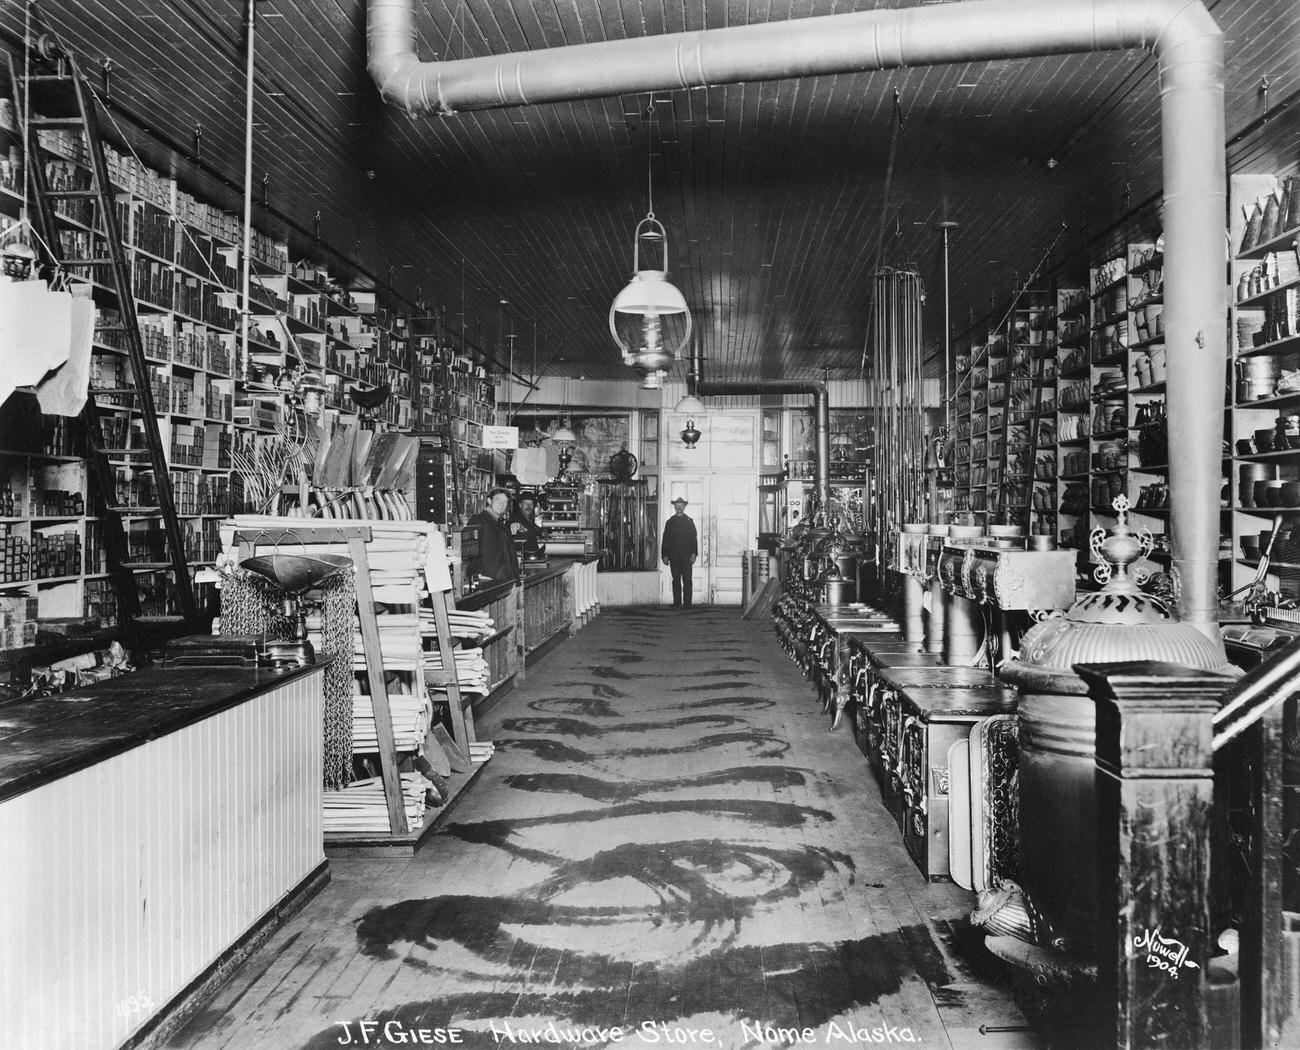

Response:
(824, 578), (856, 606)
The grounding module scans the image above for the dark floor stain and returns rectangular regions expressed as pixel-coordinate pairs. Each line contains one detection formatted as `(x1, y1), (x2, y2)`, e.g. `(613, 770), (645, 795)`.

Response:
(556, 666), (756, 684)
(592, 649), (646, 662)
(500, 713), (747, 737)
(525, 697), (620, 718)
(669, 681), (761, 693)
(621, 729), (790, 759)
(502, 765), (809, 802)
(895, 919), (956, 990)
(590, 664), (635, 680)
(671, 668), (756, 678)
(676, 654), (755, 663)
(447, 795), (831, 844)
(670, 694), (775, 710)
(550, 681), (630, 700)
(503, 728), (789, 762)
(296, 925), (927, 1050)
(356, 840), (852, 959)
(498, 738), (594, 763)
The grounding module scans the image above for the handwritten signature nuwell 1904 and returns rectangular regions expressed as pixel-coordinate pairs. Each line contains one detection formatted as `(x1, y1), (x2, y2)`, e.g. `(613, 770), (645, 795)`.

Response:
(1133, 927), (1201, 980)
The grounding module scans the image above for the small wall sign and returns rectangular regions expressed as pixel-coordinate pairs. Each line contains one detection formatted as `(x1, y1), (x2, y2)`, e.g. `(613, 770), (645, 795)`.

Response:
(483, 425), (519, 449)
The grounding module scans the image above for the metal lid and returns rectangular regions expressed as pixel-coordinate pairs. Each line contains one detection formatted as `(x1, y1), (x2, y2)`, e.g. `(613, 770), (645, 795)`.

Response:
(1006, 496), (1228, 682)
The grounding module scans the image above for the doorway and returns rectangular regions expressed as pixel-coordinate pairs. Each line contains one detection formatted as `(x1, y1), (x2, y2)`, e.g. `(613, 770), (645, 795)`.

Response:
(660, 410), (759, 606)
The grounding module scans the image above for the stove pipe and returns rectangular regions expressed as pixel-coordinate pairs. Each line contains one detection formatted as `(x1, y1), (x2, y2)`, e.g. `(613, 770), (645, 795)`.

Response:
(690, 366), (831, 513)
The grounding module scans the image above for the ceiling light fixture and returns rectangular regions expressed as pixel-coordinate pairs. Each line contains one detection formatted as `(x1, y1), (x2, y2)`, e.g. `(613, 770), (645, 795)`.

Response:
(674, 392), (705, 415)
(609, 99), (691, 390)
(549, 377), (577, 443)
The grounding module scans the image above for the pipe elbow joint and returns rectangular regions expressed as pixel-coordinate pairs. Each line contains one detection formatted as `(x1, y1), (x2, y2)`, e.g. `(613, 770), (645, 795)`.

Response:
(1142, 0), (1223, 64)
(368, 52), (442, 116)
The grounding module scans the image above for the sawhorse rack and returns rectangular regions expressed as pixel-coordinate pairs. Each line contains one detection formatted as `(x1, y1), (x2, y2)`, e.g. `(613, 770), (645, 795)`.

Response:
(233, 525), (411, 838)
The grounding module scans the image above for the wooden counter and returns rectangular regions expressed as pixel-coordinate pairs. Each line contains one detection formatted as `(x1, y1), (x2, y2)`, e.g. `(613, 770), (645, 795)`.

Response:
(0, 662), (328, 1050)
(0, 663), (323, 802)
(453, 556), (601, 704)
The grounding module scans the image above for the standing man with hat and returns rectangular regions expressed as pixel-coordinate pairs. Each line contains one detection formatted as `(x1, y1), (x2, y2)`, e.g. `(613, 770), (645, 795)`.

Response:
(661, 496), (699, 608)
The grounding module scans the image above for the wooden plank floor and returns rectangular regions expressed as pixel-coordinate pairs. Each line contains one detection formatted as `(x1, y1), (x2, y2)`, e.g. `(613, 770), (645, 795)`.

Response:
(168, 607), (1041, 1050)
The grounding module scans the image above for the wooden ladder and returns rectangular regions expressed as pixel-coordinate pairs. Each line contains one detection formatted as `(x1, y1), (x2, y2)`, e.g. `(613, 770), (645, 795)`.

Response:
(12, 46), (198, 636)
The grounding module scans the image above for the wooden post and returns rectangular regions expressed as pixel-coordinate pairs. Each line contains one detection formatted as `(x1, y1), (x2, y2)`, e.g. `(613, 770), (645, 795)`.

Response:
(564, 564), (578, 636)
(350, 533), (409, 835)
(430, 589), (473, 747)
(1077, 661), (1231, 1050)
(514, 581), (526, 683)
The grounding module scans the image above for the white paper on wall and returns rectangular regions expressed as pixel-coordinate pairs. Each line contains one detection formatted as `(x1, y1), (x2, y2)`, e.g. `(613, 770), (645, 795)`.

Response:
(35, 293), (95, 416)
(512, 445), (550, 485)
(0, 280), (73, 406)
(424, 526), (454, 593)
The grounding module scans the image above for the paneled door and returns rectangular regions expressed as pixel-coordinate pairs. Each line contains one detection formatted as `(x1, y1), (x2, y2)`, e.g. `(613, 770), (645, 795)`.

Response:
(707, 472), (752, 605)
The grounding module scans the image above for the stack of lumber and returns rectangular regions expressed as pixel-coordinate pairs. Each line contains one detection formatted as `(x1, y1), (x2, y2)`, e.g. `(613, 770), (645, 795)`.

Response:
(423, 607), (496, 643)
(352, 692), (431, 752)
(349, 619), (422, 670)
(425, 646), (489, 694)
(322, 773), (428, 833)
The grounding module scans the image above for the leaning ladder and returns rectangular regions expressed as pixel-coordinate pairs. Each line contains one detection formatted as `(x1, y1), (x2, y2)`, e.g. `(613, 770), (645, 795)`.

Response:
(14, 46), (198, 633)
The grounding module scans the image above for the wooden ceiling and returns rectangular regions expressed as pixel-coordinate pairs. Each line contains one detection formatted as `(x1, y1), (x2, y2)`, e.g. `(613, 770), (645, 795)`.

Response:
(2, 0), (1297, 383)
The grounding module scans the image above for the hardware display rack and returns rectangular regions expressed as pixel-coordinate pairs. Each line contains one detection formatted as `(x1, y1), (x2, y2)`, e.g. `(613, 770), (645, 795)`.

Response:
(1227, 167), (1300, 603)
(225, 517), (493, 856)
(993, 288), (1052, 531)
(412, 324), (496, 525)
(948, 209), (1228, 587)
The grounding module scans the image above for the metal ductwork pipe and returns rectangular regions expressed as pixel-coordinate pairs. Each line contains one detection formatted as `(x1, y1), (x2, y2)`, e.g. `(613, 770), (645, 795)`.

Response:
(367, 0), (1226, 646)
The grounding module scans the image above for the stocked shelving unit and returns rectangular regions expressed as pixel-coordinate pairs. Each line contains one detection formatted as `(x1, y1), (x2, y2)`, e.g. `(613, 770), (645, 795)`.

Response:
(411, 323), (496, 525)
(951, 213), (1234, 586)
(1227, 169), (1300, 603)
(993, 288), (1052, 531)
(0, 78), (422, 657)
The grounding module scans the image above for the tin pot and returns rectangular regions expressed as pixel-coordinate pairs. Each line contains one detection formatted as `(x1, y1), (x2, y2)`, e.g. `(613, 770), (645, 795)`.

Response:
(823, 577), (856, 606)
(1238, 358), (1280, 402)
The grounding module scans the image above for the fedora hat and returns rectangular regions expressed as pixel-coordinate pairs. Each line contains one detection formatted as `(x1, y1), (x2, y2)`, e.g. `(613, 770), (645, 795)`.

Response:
(670, 496), (689, 506)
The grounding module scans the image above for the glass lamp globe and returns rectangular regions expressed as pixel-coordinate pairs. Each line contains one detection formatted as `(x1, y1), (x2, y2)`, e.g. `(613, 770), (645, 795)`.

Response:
(609, 217), (692, 387)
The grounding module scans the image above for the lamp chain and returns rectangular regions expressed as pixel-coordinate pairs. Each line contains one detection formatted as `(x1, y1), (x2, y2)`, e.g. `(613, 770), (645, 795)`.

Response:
(646, 98), (655, 220)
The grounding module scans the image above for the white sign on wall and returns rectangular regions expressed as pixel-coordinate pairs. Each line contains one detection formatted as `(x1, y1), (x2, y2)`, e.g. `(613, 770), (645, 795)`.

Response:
(482, 425), (519, 449)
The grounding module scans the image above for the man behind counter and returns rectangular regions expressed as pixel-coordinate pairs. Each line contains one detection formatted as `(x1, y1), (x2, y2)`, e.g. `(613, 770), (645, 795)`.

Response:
(509, 491), (546, 560)
(468, 487), (520, 584)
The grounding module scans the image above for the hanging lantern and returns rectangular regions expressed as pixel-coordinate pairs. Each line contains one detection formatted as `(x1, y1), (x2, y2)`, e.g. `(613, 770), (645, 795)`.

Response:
(680, 419), (701, 449)
(609, 216), (692, 389)
(2, 240), (37, 281)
